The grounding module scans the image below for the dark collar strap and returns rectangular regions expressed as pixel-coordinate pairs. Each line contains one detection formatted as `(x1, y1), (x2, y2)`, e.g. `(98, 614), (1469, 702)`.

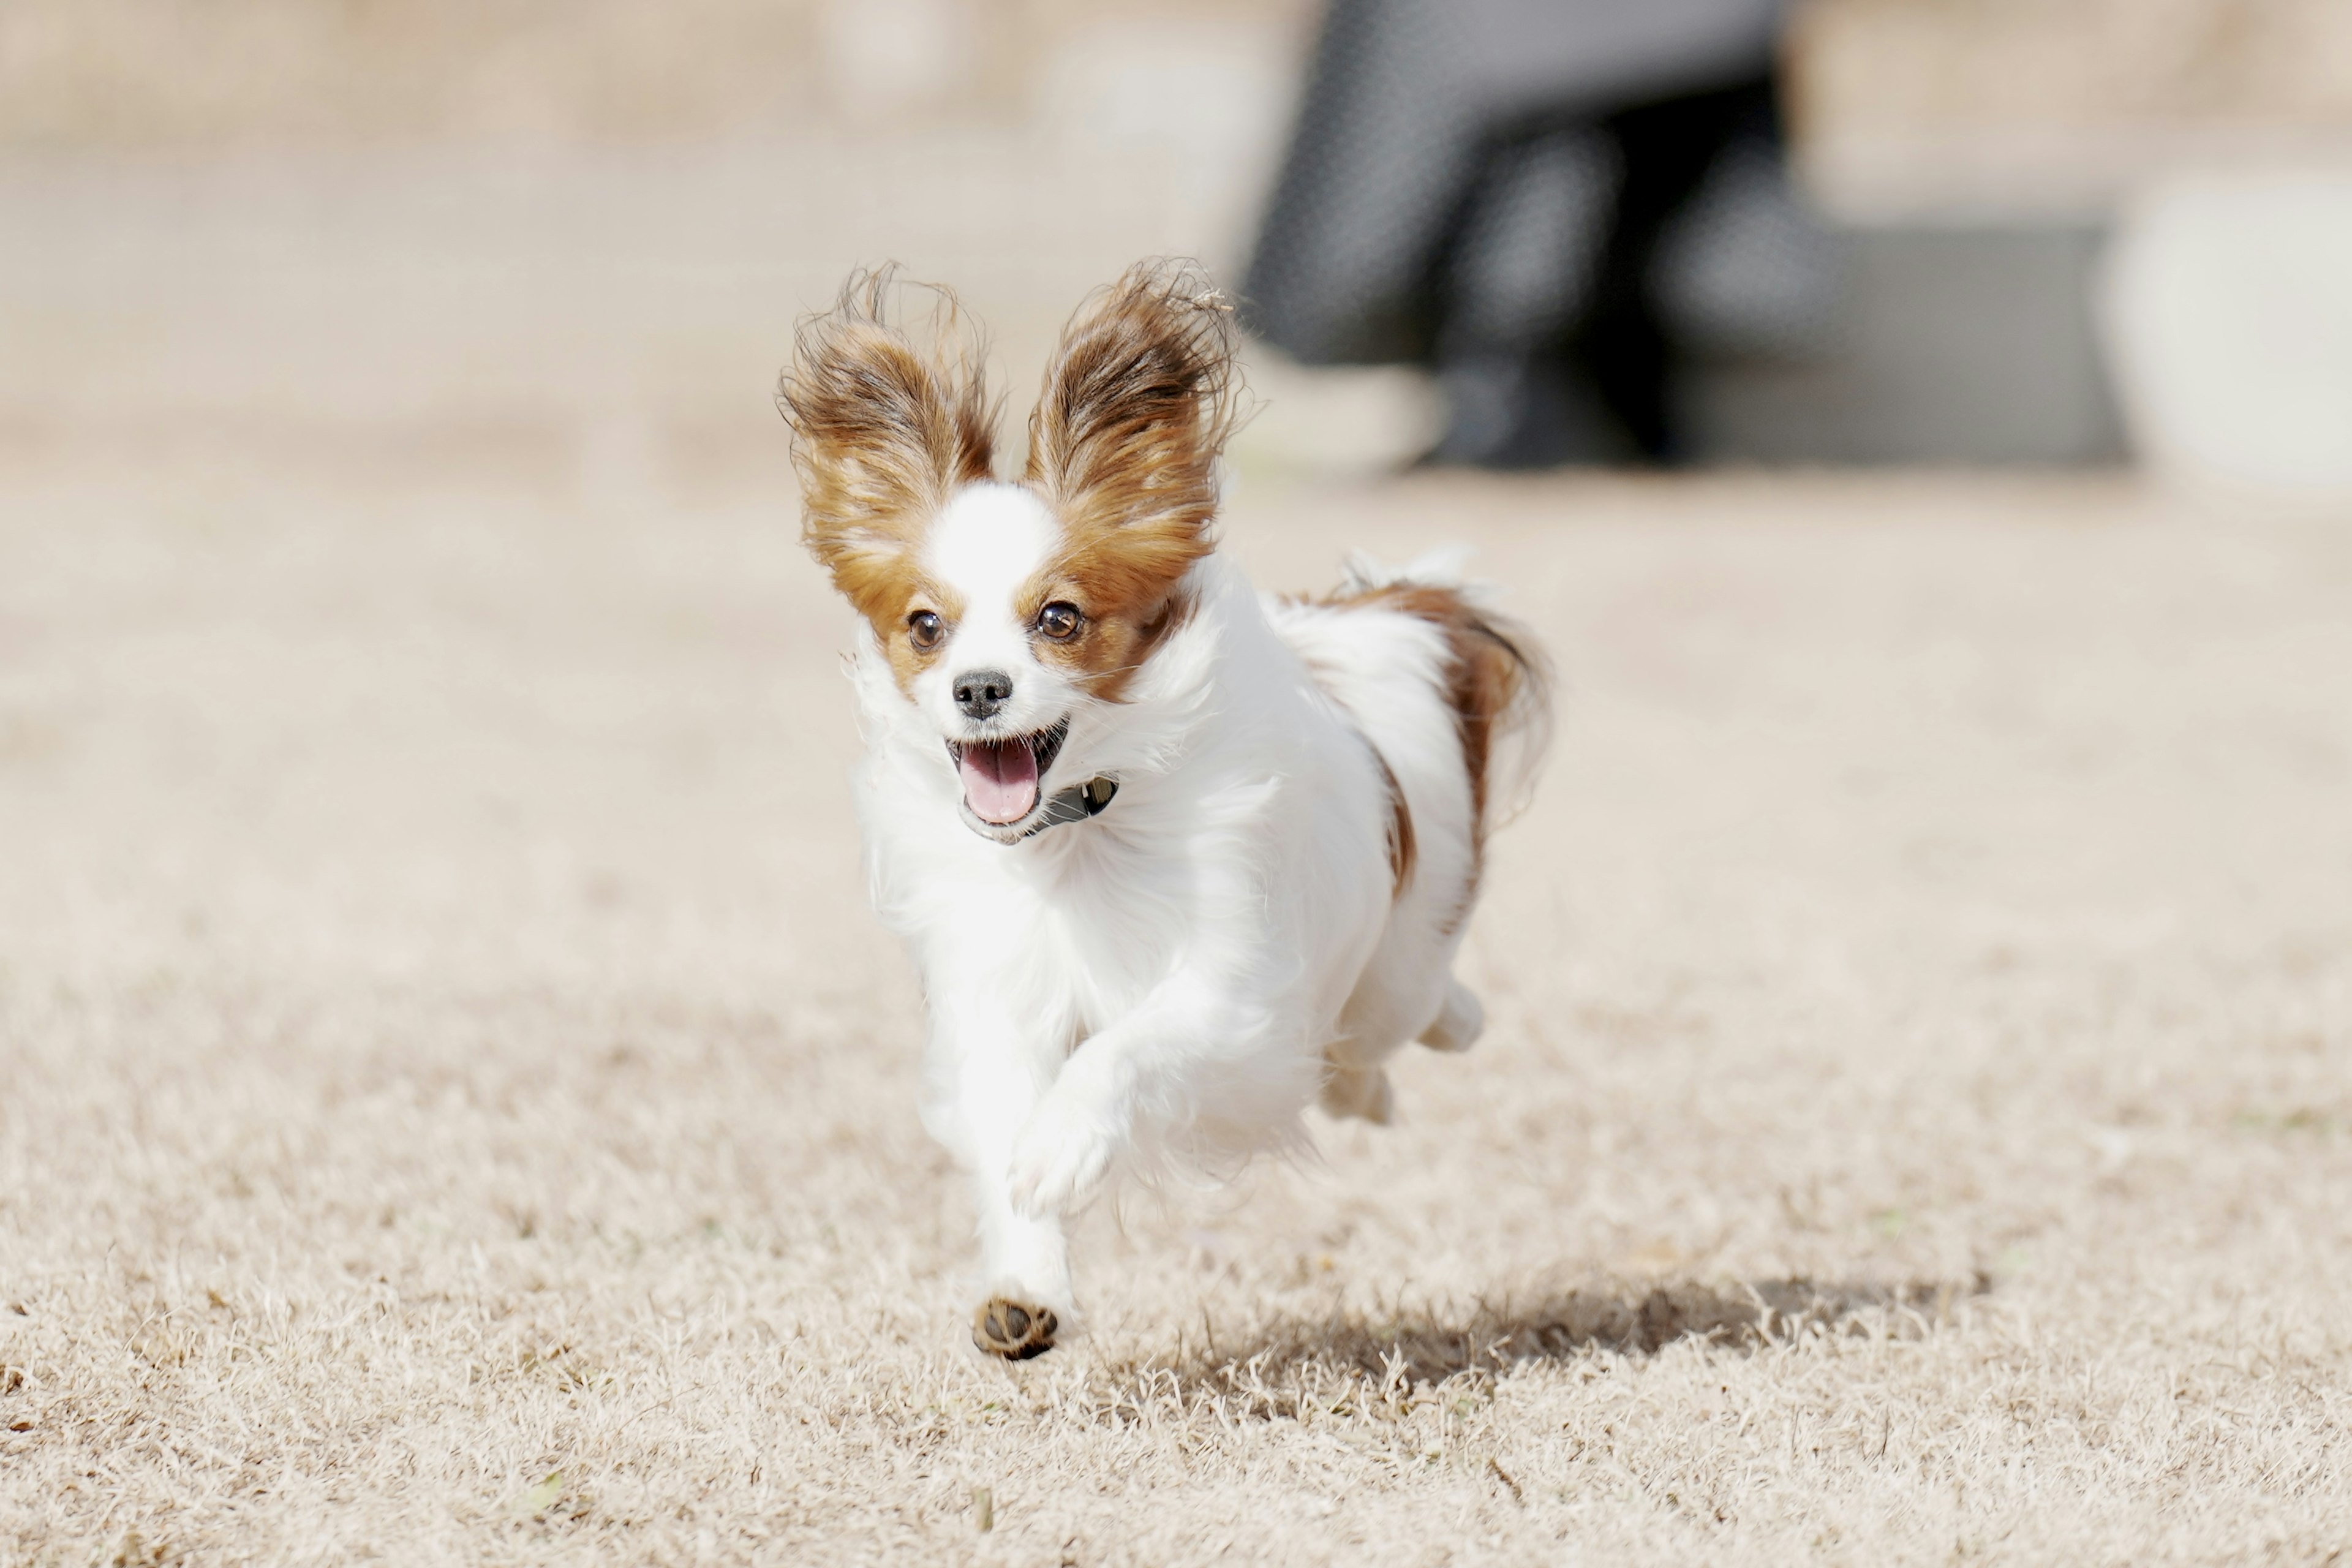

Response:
(1020, 775), (1118, 839)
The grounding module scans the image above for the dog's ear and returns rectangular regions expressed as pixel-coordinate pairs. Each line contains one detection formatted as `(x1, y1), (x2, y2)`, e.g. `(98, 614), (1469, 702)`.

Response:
(778, 269), (997, 616)
(1025, 262), (1240, 587)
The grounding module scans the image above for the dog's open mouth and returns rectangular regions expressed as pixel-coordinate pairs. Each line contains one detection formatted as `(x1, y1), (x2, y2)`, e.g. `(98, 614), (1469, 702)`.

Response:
(948, 719), (1068, 826)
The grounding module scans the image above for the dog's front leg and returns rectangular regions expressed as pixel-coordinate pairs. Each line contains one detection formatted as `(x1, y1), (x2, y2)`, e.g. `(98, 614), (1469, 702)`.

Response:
(1006, 978), (1237, 1220)
(925, 995), (1073, 1360)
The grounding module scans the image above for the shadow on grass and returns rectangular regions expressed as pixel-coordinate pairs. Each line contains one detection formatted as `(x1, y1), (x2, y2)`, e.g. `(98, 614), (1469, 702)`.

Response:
(1082, 1276), (1988, 1422)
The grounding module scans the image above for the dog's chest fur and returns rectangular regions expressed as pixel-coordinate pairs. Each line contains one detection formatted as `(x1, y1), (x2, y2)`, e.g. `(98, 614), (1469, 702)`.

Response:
(880, 756), (1284, 1041)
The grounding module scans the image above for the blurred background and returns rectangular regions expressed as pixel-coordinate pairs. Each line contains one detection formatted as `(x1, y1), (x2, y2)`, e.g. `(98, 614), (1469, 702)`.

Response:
(2, 0), (2348, 490)
(11, 10), (2352, 1557)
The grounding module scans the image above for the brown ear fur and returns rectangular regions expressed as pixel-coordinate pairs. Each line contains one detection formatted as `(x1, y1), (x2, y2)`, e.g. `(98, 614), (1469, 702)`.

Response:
(1023, 262), (1241, 643)
(776, 268), (998, 624)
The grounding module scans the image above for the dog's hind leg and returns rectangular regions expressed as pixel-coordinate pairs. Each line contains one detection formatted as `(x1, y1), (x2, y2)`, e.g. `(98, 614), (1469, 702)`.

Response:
(1319, 1060), (1395, 1124)
(1415, 978), (1484, 1054)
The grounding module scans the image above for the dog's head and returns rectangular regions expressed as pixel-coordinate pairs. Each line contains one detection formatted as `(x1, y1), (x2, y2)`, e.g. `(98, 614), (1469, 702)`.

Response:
(779, 262), (1238, 842)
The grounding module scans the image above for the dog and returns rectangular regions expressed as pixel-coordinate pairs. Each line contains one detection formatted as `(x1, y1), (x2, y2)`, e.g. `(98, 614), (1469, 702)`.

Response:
(777, 262), (1548, 1360)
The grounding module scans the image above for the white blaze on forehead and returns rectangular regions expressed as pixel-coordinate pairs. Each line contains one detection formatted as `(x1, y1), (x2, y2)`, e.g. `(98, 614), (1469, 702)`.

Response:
(924, 482), (1060, 616)
(918, 482), (1069, 751)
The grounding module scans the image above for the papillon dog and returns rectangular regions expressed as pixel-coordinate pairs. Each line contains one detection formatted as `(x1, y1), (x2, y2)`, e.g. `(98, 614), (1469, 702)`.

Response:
(778, 262), (1548, 1359)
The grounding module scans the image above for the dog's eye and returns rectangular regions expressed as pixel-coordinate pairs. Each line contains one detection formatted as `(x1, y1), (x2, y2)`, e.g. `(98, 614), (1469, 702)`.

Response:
(1036, 602), (1083, 641)
(907, 610), (944, 650)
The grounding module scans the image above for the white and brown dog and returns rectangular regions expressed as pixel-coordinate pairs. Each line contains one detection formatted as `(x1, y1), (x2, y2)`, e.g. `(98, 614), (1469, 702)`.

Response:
(778, 263), (1548, 1359)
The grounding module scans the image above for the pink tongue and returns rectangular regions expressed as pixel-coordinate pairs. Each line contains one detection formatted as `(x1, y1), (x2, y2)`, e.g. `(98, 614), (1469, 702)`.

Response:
(959, 739), (1040, 824)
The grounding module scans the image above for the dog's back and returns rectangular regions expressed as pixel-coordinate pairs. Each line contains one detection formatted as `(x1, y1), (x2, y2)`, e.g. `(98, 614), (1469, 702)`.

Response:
(1266, 554), (1551, 1121)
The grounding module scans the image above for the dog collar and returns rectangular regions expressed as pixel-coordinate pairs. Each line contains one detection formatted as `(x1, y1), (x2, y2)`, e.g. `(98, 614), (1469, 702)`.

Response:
(1020, 775), (1119, 840)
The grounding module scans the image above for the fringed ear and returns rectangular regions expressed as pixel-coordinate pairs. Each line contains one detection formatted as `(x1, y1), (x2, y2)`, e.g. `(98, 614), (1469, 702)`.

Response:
(1024, 261), (1241, 594)
(777, 268), (998, 619)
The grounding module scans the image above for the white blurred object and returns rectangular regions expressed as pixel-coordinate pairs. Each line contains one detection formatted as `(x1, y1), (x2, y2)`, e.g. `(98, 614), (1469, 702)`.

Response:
(2101, 171), (2352, 495)
(818, 0), (973, 119)
(1233, 349), (1445, 478)
(1035, 18), (1289, 161)
(1031, 17), (1294, 266)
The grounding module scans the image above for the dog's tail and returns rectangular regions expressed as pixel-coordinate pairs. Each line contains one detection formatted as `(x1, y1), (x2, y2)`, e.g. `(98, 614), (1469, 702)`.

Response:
(1334, 549), (1554, 842)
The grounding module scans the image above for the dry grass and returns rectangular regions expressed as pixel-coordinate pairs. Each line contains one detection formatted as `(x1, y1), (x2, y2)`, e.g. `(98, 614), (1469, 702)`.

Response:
(2, 444), (2351, 1565)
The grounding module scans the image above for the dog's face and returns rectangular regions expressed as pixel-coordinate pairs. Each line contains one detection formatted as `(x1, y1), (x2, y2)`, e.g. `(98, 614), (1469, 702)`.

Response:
(780, 264), (1236, 841)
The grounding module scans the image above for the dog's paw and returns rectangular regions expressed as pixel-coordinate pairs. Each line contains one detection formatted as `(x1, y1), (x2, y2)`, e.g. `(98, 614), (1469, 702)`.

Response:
(1006, 1085), (1121, 1220)
(1415, 979), (1485, 1054)
(971, 1297), (1059, 1360)
(1319, 1063), (1394, 1124)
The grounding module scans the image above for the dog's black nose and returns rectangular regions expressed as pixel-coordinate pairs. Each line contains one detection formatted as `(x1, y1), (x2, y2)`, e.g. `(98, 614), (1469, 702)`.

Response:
(952, 669), (1014, 720)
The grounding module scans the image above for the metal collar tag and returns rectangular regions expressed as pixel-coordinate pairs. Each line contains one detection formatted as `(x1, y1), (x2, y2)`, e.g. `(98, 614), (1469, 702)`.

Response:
(1019, 775), (1118, 840)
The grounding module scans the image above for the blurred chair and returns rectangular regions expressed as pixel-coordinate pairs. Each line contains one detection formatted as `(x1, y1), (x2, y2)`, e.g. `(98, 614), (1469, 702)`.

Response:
(1245, 0), (1839, 467)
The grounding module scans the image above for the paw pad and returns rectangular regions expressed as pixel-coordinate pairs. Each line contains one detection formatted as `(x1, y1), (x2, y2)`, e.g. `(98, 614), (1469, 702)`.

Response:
(972, 1297), (1058, 1360)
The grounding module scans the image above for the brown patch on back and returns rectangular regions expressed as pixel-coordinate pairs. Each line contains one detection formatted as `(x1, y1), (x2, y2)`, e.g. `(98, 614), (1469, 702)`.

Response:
(1022, 261), (1241, 701)
(1315, 580), (1550, 927)
(777, 268), (998, 695)
(1370, 744), (1417, 895)
(1297, 645), (1420, 901)
(1324, 582), (1548, 845)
